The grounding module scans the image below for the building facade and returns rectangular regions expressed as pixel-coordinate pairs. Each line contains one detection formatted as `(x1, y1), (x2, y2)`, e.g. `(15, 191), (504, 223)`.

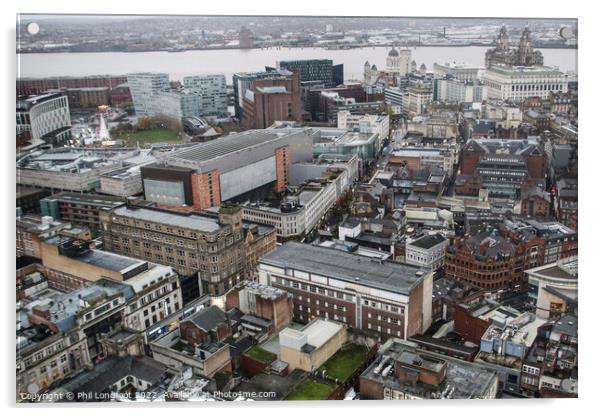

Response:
(258, 242), (433, 340)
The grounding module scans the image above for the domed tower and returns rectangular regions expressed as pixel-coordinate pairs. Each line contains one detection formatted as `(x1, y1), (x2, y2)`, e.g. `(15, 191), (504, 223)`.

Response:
(516, 25), (543, 66)
(497, 25), (510, 50)
(386, 47), (401, 73)
(419, 63), (427, 74)
(411, 60), (417, 73)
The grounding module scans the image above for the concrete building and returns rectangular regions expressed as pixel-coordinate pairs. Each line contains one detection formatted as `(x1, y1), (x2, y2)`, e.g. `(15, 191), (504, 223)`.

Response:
(288, 154), (359, 192)
(16, 92), (72, 146)
(182, 75), (228, 117)
(526, 257), (577, 319)
(483, 65), (568, 101)
(310, 127), (380, 164)
(405, 233), (449, 270)
(128, 72), (225, 122)
(100, 166), (144, 197)
(242, 176), (339, 240)
(277, 59), (339, 88)
(258, 242), (433, 340)
(402, 82), (433, 117)
(100, 204), (246, 298)
(16, 215), (82, 259)
(434, 78), (487, 104)
(142, 128), (313, 210)
(279, 319), (347, 372)
(359, 338), (498, 400)
(40, 192), (125, 235)
(16, 149), (124, 192)
(433, 62), (481, 82)
(337, 111), (390, 149)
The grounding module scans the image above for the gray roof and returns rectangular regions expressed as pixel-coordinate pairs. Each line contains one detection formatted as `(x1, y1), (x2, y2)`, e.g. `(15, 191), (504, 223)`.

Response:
(409, 233), (447, 250)
(553, 314), (578, 338)
(56, 356), (172, 397)
(166, 128), (305, 164)
(260, 242), (428, 295)
(186, 305), (227, 332)
(71, 250), (146, 273)
(112, 206), (222, 233)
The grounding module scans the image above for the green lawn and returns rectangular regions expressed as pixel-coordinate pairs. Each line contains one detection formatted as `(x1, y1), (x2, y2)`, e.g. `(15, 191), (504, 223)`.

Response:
(244, 345), (277, 363)
(317, 343), (368, 382)
(116, 128), (181, 146)
(285, 379), (335, 401)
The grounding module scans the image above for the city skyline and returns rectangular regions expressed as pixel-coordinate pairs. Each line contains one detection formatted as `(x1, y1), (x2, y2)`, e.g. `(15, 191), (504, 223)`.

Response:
(15, 13), (579, 404)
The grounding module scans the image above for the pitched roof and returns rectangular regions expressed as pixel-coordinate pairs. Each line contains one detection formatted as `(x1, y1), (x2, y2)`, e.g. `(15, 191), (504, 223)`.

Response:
(185, 305), (227, 332)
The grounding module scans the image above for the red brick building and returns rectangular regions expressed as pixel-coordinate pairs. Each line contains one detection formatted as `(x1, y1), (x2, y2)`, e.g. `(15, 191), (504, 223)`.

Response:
(242, 71), (301, 129)
(456, 139), (547, 197)
(179, 305), (232, 345)
(226, 281), (293, 334)
(445, 227), (542, 292)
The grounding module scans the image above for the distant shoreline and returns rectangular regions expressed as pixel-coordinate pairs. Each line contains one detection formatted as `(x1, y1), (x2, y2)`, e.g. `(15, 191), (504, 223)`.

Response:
(16, 43), (577, 54)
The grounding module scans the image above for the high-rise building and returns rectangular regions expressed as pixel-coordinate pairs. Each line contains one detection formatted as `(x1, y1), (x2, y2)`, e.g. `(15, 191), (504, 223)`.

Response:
(232, 69), (287, 120)
(16, 92), (72, 146)
(239, 26), (253, 49)
(182, 75), (228, 116)
(242, 71), (302, 129)
(128, 72), (227, 122)
(127, 72), (170, 116)
(277, 59), (341, 88)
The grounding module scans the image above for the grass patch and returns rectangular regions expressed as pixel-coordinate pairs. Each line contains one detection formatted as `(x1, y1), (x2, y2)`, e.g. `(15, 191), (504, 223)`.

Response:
(317, 343), (368, 382)
(285, 379), (335, 401)
(244, 345), (276, 363)
(115, 128), (181, 146)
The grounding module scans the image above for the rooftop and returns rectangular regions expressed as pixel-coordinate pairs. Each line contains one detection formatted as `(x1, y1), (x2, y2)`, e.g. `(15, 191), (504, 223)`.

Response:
(43, 192), (125, 207)
(261, 242), (428, 295)
(408, 233), (447, 250)
(112, 205), (222, 233)
(361, 339), (497, 399)
(165, 128), (307, 164)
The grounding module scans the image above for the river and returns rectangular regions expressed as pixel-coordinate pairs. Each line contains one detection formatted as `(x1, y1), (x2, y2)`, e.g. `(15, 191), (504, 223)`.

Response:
(17, 46), (577, 82)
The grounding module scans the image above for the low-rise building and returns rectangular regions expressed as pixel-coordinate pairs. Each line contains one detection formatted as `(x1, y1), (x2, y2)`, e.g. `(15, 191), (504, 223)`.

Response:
(405, 233), (448, 270)
(359, 338), (498, 399)
(279, 319), (347, 372)
(242, 176), (338, 240)
(526, 257), (577, 319)
(40, 192), (126, 235)
(150, 306), (232, 378)
(100, 166), (144, 197)
(482, 65), (568, 102)
(226, 281), (293, 334)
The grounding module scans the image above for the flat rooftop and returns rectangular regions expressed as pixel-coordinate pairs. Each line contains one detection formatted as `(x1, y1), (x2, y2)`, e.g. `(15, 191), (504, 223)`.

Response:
(43, 192), (125, 207)
(112, 206), (222, 233)
(260, 242), (428, 295)
(71, 249), (147, 274)
(165, 128), (306, 164)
